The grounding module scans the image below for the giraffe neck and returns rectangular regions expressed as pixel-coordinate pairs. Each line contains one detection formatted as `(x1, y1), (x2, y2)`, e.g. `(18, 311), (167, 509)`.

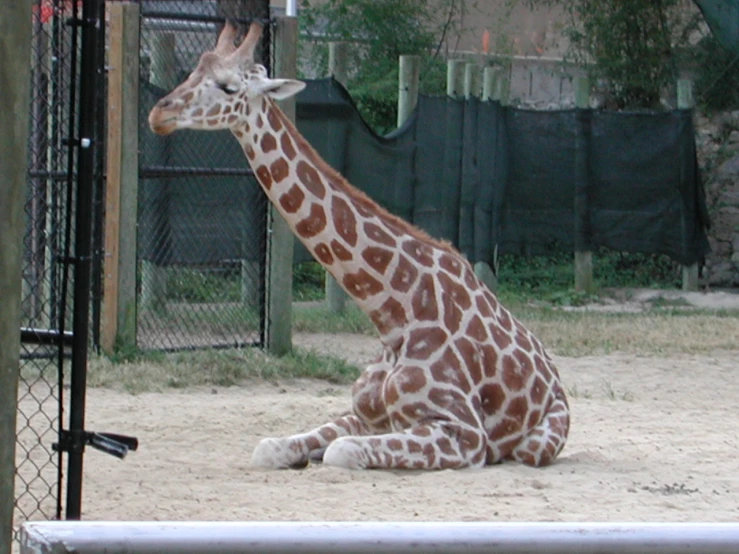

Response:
(231, 96), (430, 347)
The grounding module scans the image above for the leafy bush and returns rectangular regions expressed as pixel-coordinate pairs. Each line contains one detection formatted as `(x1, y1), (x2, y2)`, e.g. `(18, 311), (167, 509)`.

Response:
(300, 0), (462, 133)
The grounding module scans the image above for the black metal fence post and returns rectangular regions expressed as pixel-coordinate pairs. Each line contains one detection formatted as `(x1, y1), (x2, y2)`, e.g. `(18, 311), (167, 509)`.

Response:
(65, 0), (104, 520)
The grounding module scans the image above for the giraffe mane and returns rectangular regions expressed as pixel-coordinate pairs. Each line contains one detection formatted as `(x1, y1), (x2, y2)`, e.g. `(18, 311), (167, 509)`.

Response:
(266, 98), (459, 258)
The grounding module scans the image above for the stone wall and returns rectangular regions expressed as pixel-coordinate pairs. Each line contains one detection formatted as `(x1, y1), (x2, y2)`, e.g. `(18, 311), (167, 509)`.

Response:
(696, 111), (739, 287)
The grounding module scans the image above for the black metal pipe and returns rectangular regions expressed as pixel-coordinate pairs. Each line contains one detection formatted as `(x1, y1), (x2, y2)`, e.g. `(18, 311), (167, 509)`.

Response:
(20, 327), (74, 346)
(139, 165), (255, 178)
(65, 0), (103, 521)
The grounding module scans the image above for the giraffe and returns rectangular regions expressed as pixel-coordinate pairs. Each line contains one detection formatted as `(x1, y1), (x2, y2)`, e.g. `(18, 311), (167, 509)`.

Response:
(148, 22), (570, 470)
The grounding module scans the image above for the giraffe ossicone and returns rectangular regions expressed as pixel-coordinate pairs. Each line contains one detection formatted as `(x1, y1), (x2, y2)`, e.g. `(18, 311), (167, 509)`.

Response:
(149, 22), (570, 470)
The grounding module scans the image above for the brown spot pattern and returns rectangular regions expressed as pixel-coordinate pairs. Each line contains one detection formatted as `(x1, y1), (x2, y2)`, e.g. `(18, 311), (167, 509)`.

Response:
(296, 160), (326, 199)
(313, 243), (334, 265)
(330, 239), (353, 261)
(244, 145), (255, 160)
(281, 132), (297, 160)
(342, 269), (383, 299)
(267, 108), (283, 131)
(406, 327), (448, 360)
(369, 297), (408, 336)
(429, 348), (465, 390)
(365, 222), (397, 247)
(491, 325), (513, 350)
(278, 184), (304, 214)
(442, 292), (462, 335)
(255, 165), (272, 189)
(295, 203), (327, 238)
(438, 253), (463, 277)
(480, 383), (507, 416)
(270, 158), (289, 183)
(411, 274), (438, 321)
(505, 395), (528, 424)
(332, 196), (358, 247)
(390, 255), (418, 293)
(362, 246), (394, 275)
(475, 294), (494, 318)
(438, 272), (472, 309)
(466, 315), (488, 342)
(402, 239), (435, 267)
(260, 132), (277, 153)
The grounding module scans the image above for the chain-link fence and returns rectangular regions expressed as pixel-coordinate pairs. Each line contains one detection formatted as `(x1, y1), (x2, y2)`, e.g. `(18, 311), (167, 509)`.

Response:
(137, 0), (272, 351)
(16, 0), (83, 534)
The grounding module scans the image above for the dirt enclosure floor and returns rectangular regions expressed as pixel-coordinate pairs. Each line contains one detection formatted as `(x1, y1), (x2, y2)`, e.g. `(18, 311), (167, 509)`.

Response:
(73, 333), (739, 523)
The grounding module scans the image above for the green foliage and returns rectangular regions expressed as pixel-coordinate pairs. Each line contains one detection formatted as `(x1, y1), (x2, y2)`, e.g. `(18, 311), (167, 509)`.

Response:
(293, 261), (326, 301)
(690, 34), (739, 112)
(523, 0), (694, 109)
(300, 0), (465, 133)
(496, 249), (681, 306)
(166, 266), (241, 303)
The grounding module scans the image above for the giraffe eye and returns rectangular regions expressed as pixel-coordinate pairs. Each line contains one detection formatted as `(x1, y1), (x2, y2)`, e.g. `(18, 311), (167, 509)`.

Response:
(217, 82), (238, 94)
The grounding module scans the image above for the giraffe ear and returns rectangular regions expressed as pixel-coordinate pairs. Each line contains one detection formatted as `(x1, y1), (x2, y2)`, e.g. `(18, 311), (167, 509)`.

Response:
(260, 78), (306, 100)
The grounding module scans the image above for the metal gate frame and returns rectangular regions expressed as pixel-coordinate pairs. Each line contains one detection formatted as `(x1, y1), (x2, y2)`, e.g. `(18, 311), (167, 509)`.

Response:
(17, 0), (136, 533)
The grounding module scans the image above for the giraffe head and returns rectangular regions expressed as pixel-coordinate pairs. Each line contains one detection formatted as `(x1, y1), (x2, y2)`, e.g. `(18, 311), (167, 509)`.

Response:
(148, 22), (305, 136)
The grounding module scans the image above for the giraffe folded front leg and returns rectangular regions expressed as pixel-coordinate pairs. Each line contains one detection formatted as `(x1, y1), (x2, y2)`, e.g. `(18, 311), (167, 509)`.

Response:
(251, 414), (372, 469)
(323, 421), (487, 470)
(509, 392), (570, 467)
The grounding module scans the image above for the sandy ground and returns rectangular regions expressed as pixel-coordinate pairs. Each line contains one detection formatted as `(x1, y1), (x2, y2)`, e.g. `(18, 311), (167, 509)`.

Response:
(63, 333), (739, 523)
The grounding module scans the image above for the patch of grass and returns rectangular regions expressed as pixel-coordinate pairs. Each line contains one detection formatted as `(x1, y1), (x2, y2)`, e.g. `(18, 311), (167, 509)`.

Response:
(566, 383), (593, 400)
(293, 262), (326, 301)
(496, 250), (681, 306)
(512, 307), (739, 357)
(292, 303), (375, 335)
(88, 346), (361, 394)
(601, 379), (634, 402)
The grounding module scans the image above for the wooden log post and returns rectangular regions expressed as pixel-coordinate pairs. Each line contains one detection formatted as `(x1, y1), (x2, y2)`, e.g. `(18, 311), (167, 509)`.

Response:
(678, 77), (699, 292)
(141, 31), (176, 312)
(573, 75), (594, 294)
(463, 62), (480, 99)
(102, 2), (140, 354)
(482, 65), (499, 101)
(323, 41), (350, 312)
(474, 66), (503, 294)
(0, 2), (32, 552)
(446, 59), (464, 98)
(397, 54), (420, 127)
(267, 15), (299, 355)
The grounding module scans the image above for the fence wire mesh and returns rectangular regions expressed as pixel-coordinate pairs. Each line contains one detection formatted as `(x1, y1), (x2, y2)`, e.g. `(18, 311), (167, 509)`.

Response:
(16, 0), (83, 534)
(137, 0), (271, 352)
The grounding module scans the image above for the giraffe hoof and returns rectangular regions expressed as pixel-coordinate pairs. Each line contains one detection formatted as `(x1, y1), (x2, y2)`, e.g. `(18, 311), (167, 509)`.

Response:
(323, 439), (367, 470)
(251, 437), (302, 469)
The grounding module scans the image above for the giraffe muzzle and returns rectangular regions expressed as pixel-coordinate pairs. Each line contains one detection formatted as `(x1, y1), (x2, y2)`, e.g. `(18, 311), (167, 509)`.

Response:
(148, 104), (179, 136)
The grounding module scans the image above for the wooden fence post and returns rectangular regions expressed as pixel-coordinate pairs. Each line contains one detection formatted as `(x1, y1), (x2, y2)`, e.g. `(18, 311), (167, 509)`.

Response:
(474, 65), (504, 294)
(324, 41), (350, 312)
(446, 59), (464, 97)
(398, 54), (420, 126)
(573, 75), (594, 294)
(0, 1), (32, 551)
(463, 62), (480, 99)
(140, 31), (176, 312)
(482, 66), (498, 101)
(102, 2), (140, 354)
(678, 77), (699, 292)
(267, 15), (299, 355)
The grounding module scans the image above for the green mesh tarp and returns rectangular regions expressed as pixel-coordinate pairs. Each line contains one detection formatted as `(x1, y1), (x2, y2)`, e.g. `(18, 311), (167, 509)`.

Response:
(295, 78), (709, 266)
(140, 78), (710, 267)
(694, 0), (739, 55)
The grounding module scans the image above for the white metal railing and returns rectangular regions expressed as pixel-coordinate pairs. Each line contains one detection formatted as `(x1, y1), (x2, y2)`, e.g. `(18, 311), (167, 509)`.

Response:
(20, 521), (739, 554)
